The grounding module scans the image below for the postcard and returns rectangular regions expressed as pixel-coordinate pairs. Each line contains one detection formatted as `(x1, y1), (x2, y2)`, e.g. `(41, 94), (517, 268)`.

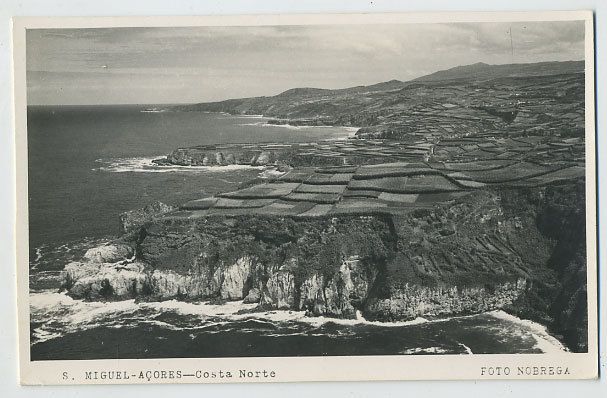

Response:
(13, 11), (597, 384)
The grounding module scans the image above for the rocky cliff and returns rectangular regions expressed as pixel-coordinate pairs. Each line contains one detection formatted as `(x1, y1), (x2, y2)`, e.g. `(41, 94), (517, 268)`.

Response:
(60, 181), (587, 351)
(153, 146), (292, 167)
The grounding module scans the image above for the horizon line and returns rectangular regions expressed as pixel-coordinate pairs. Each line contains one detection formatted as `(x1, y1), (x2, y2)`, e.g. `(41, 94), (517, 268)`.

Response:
(26, 59), (585, 107)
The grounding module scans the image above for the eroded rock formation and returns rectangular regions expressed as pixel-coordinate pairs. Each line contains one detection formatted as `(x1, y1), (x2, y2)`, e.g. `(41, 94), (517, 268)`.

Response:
(60, 182), (587, 350)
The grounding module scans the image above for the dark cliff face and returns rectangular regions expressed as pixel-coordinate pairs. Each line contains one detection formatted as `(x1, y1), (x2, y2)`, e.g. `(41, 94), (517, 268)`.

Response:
(134, 208), (528, 319)
(61, 181), (585, 350)
(137, 214), (393, 317)
(60, 181), (587, 351)
(500, 181), (588, 351)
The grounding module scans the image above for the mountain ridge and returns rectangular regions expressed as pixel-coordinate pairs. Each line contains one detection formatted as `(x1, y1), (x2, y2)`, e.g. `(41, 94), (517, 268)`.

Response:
(171, 60), (584, 141)
(176, 60), (583, 110)
(413, 60), (583, 83)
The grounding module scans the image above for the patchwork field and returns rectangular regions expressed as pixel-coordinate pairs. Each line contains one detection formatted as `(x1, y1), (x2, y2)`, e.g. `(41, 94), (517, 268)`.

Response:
(156, 64), (585, 219)
(176, 132), (583, 218)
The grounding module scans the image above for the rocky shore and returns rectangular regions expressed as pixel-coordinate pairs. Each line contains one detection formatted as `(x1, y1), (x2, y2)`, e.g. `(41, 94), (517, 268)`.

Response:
(152, 147), (280, 167)
(58, 180), (587, 351)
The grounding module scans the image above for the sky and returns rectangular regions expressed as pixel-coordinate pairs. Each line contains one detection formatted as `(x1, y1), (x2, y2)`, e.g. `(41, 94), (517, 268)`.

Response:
(26, 21), (585, 105)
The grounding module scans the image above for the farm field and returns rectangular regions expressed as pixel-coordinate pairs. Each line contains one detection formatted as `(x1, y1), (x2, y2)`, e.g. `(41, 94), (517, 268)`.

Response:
(175, 132), (584, 218)
(155, 65), (585, 220)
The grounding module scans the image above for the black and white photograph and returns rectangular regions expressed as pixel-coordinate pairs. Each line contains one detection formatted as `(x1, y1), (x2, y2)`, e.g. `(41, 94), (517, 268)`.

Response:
(12, 11), (597, 383)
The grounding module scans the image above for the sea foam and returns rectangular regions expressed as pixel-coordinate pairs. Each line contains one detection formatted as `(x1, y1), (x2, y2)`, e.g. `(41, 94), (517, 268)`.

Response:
(94, 157), (265, 173)
(486, 310), (568, 353)
(29, 290), (568, 355)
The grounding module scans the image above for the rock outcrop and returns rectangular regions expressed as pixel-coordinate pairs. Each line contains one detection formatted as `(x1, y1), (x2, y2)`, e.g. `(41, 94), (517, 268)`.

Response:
(365, 280), (527, 321)
(118, 201), (176, 235)
(154, 147), (282, 167)
(61, 182), (587, 353)
(63, 261), (147, 300)
(83, 243), (134, 263)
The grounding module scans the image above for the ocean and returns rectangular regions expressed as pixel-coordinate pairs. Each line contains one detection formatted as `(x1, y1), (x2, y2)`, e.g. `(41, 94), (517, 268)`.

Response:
(27, 105), (566, 360)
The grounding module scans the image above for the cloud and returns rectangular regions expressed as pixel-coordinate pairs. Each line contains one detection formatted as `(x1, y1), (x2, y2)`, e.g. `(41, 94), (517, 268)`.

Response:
(26, 20), (585, 105)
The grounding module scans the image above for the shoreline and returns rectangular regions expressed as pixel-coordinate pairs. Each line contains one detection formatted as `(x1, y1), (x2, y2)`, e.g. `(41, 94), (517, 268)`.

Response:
(200, 110), (359, 139)
(237, 117), (359, 140)
(95, 156), (267, 173)
(29, 289), (567, 354)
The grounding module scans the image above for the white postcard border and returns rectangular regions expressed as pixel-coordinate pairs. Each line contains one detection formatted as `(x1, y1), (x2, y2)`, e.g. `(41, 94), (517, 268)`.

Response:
(12, 11), (598, 385)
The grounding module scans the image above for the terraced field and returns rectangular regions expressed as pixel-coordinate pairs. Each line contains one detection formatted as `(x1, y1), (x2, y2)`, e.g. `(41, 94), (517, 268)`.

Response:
(175, 133), (584, 218)
(153, 62), (586, 220)
(132, 62), (589, 352)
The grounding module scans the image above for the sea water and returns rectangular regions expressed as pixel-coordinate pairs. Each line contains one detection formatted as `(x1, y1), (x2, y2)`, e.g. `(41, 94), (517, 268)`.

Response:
(27, 105), (566, 360)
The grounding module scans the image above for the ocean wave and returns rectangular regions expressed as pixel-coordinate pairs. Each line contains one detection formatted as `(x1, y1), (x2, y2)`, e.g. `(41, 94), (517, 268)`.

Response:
(29, 291), (412, 345)
(245, 122), (359, 132)
(237, 121), (359, 136)
(30, 237), (110, 272)
(486, 310), (568, 353)
(458, 342), (474, 355)
(33, 247), (42, 263)
(94, 157), (265, 174)
(30, 292), (150, 344)
(29, 291), (568, 355)
(137, 299), (431, 328)
(233, 114), (265, 119)
(28, 293), (429, 346)
(401, 346), (451, 355)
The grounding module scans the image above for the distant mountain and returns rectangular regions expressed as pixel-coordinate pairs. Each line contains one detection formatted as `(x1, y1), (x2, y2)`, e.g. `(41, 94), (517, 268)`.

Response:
(175, 61), (582, 114)
(172, 60), (584, 140)
(339, 79), (407, 94)
(413, 60), (584, 83)
(274, 79), (407, 98)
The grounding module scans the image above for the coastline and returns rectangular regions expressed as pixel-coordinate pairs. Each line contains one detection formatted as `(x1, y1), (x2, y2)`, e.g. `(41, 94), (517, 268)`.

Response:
(27, 60), (589, 358)
(29, 288), (567, 355)
(95, 156), (267, 173)
(235, 114), (360, 140)
(182, 109), (359, 138)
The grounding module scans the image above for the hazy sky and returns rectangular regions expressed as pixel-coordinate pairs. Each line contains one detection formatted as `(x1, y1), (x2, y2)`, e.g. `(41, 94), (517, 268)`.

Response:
(26, 21), (585, 105)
